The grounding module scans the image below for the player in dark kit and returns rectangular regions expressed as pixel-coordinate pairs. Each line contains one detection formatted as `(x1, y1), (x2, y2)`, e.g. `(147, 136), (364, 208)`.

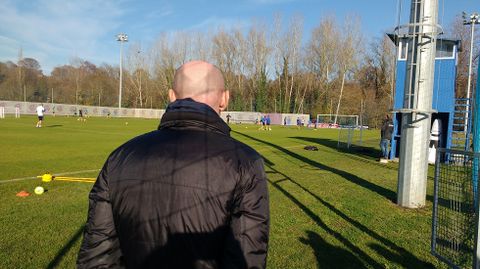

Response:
(226, 113), (231, 124)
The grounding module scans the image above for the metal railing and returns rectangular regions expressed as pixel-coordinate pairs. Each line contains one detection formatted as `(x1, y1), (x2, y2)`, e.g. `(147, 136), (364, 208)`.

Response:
(432, 148), (480, 268)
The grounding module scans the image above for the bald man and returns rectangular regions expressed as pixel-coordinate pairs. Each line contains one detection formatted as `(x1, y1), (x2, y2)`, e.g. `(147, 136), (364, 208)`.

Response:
(77, 61), (269, 269)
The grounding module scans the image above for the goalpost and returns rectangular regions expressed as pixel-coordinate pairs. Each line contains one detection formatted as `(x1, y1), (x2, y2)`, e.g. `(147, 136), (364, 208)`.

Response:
(316, 114), (359, 127)
(316, 114), (361, 149)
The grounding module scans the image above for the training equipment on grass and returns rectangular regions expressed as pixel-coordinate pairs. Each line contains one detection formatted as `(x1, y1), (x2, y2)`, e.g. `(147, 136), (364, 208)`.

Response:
(16, 191), (30, 197)
(337, 127), (355, 149)
(34, 186), (44, 195)
(37, 173), (95, 183)
(54, 176), (95, 183)
(41, 173), (53, 182)
(336, 127), (366, 150)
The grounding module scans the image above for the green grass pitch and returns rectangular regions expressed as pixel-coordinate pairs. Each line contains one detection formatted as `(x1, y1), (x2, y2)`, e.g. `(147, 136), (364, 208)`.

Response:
(0, 115), (444, 268)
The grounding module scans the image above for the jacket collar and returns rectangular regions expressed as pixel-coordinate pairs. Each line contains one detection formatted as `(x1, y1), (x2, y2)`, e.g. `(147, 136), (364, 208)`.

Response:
(158, 98), (231, 136)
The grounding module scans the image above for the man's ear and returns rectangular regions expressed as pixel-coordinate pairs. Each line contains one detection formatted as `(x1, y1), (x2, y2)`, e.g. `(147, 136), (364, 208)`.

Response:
(219, 90), (230, 112)
(168, 89), (177, 103)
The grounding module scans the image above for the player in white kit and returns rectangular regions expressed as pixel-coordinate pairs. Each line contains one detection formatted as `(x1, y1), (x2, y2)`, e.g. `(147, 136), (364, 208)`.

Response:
(36, 104), (45, 127)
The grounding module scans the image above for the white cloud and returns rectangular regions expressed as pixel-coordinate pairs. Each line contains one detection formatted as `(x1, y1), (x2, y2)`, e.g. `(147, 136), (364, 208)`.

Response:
(189, 16), (251, 31)
(0, 0), (127, 73)
(145, 7), (173, 20)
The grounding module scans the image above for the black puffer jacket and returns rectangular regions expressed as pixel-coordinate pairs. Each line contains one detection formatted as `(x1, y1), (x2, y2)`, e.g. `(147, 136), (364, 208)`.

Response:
(77, 99), (269, 269)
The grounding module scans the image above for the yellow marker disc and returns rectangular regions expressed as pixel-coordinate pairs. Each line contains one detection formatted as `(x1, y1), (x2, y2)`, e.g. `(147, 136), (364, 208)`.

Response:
(41, 173), (53, 182)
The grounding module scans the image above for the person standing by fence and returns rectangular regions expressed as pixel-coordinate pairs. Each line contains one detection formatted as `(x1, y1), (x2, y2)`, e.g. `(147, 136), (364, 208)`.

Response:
(380, 114), (393, 162)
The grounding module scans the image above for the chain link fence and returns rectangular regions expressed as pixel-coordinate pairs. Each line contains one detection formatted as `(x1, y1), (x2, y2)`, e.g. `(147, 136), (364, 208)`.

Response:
(432, 148), (480, 268)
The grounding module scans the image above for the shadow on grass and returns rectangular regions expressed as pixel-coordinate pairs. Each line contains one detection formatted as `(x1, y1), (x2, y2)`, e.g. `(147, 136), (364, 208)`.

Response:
(290, 136), (399, 172)
(292, 136), (381, 158)
(299, 231), (366, 268)
(368, 243), (435, 268)
(264, 162), (434, 268)
(289, 136), (436, 202)
(266, 174), (382, 267)
(46, 225), (84, 269)
(233, 131), (397, 203)
(234, 131), (435, 267)
(46, 125), (63, 128)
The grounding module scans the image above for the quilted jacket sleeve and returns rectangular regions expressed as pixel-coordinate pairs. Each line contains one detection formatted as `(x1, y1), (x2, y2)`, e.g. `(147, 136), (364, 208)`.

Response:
(77, 161), (124, 269)
(223, 157), (270, 269)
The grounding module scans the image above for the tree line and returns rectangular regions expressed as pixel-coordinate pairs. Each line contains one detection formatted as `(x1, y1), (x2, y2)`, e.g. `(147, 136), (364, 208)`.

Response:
(0, 14), (476, 127)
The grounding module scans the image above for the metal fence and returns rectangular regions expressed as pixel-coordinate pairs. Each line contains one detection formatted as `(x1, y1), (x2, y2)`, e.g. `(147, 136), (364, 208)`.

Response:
(432, 148), (480, 269)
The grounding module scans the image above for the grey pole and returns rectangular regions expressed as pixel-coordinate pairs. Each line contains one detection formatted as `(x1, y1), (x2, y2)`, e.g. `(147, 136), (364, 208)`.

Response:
(119, 40), (123, 108)
(117, 33), (128, 109)
(464, 12), (480, 133)
(397, 0), (439, 208)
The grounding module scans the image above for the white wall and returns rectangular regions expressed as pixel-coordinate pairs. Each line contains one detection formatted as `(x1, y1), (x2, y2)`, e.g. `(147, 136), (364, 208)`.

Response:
(0, 100), (311, 124)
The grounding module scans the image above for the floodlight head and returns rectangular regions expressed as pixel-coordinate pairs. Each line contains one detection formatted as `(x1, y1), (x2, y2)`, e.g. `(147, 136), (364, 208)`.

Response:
(462, 11), (467, 19)
(472, 13), (479, 22)
(116, 33), (128, 42)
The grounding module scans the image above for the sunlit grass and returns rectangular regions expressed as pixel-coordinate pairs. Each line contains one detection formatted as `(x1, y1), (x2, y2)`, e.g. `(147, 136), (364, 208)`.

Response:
(0, 116), (444, 268)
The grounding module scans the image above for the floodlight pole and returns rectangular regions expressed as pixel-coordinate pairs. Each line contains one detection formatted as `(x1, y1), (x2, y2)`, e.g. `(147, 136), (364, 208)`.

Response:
(117, 33), (128, 109)
(464, 12), (479, 134)
(397, 0), (439, 208)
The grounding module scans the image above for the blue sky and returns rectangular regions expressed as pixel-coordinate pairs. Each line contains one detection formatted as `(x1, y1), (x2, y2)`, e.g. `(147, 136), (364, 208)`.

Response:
(0, 0), (477, 74)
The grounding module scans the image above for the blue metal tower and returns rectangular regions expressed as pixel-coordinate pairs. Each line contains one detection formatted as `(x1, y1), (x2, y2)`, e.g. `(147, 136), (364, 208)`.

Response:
(388, 34), (465, 159)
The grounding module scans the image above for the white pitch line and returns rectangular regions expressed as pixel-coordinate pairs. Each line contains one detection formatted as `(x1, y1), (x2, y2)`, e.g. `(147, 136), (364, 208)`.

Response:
(0, 169), (100, 184)
(0, 144), (310, 184)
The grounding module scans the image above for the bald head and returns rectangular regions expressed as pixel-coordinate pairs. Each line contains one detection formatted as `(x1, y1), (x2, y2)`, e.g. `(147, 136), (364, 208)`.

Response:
(169, 61), (228, 113)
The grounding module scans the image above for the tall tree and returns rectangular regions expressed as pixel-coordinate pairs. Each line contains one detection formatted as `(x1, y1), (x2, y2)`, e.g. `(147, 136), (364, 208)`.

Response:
(245, 22), (270, 112)
(357, 36), (396, 127)
(334, 16), (362, 124)
(126, 43), (150, 108)
(307, 16), (338, 115)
